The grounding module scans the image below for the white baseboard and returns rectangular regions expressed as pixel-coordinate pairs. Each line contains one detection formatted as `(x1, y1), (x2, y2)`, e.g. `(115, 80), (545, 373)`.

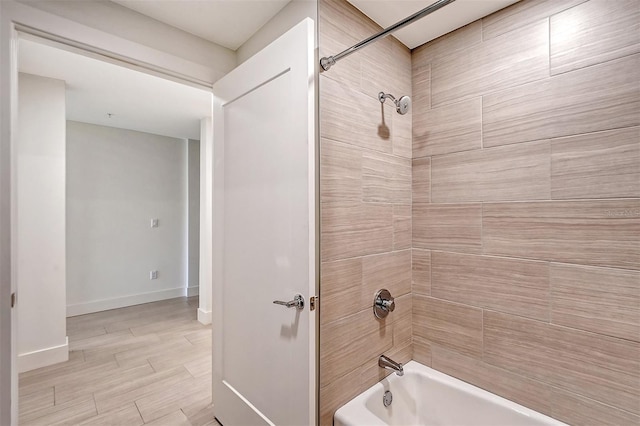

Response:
(18, 337), (69, 373)
(187, 286), (199, 297)
(67, 287), (190, 317)
(197, 308), (212, 325)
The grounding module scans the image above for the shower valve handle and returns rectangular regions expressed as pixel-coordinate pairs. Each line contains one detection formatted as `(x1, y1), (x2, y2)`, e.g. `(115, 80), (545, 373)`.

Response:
(379, 298), (395, 312)
(373, 289), (395, 319)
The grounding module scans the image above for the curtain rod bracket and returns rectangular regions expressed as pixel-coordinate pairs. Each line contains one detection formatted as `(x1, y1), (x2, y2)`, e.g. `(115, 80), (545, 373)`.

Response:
(320, 56), (336, 71)
(319, 0), (456, 72)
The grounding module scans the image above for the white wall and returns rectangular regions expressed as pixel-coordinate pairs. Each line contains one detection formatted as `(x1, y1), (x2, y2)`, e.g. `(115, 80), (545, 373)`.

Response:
(198, 117), (212, 324)
(17, 0), (236, 83)
(16, 73), (68, 373)
(237, 0), (317, 64)
(66, 121), (188, 315)
(188, 139), (200, 295)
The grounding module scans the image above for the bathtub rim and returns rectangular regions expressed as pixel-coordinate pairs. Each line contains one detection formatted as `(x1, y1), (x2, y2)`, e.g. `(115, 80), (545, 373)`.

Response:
(333, 360), (569, 426)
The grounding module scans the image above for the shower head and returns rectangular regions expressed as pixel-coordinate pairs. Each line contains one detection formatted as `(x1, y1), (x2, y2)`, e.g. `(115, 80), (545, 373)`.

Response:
(378, 92), (411, 115)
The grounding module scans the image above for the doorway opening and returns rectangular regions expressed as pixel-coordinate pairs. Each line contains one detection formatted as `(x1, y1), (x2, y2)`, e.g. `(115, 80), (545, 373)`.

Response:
(14, 33), (214, 424)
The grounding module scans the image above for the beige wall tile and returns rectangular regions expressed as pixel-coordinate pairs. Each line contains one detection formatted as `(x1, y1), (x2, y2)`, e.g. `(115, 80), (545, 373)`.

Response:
(550, 0), (640, 75)
(412, 337), (432, 366)
(392, 291), (412, 319)
(319, 0), (415, 419)
(411, 21), (482, 123)
(319, 0), (380, 44)
(320, 139), (415, 204)
(318, 0), (370, 89)
(484, 311), (640, 415)
(320, 310), (393, 388)
(392, 109), (412, 159)
(321, 201), (393, 261)
(318, 21), (361, 89)
(362, 151), (411, 203)
(413, 203), (482, 253)
(360, 39), (408, 101)
(393, 204), (411, 250)
(431, 140), (550, 202)
(551, 263), (640, 342)
(320, 258), (363, 326)
(412, 157), (430, 203)
(389, 36), (413, 96)
(550, 388), (640, 426)
(320, 76), (393, 154)
(432, 252), (549, 321)
(551, 126), (640, 199)
(319, 367), (362, 426)
(483, 54), (640, 147)
(413, 20), (483, 64)
(431, 346), (553, 415)
(483, 200), (640, 270)
(482, 0), (588, 40)
(393, 309), (412, 347)
(411, 248), (431, 296)
(413, 296), (483, 357)
(360, 340), (413, 390)
(325, 1), (638, 424)
(431, 20), (548, 106)
(411, 61), (430, 114)
(320, 139), (362, 203)
(362, 250), (412, 308)
(413, 97), (482, 157)
(392, 135), (412, 160)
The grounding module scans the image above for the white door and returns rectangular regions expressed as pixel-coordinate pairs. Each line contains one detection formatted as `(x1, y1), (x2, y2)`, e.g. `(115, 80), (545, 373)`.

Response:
(211, 18), (316, 426)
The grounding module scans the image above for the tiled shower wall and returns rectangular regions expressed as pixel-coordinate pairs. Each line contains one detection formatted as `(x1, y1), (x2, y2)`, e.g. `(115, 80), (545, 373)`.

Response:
(318, 0), (413, 423)
(411, 0), (639, 425)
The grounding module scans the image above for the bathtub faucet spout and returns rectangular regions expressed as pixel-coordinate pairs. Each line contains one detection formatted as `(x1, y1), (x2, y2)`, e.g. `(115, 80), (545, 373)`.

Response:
(379, 355), (404, 376)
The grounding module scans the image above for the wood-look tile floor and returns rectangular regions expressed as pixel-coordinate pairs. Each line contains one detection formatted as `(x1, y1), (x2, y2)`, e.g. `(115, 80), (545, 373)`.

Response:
(19, 297), (216, 426)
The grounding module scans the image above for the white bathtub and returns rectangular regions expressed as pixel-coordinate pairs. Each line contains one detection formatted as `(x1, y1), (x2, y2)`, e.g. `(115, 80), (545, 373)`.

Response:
(334, 361), (567, 426)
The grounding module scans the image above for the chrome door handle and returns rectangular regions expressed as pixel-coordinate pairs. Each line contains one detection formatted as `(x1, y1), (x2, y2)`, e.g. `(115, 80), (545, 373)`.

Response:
(273, 294), (304, 311)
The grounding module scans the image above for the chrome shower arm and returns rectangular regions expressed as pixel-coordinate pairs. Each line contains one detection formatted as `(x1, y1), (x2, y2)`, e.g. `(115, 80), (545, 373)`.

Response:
(378, 91), (411, 115)
(378, 92), (397, 104)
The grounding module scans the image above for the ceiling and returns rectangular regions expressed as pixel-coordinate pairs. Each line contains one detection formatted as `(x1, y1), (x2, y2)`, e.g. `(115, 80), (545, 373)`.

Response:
(112, 0), (292, 51)
(347, 0), (520, 49)
(18, 37), (211, 140)
(110, 0), (519, 52)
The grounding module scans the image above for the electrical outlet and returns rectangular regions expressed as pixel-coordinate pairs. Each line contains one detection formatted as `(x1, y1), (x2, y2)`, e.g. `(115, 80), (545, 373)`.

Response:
(150, 218), (159, 228)
(150, 270), (158, 280)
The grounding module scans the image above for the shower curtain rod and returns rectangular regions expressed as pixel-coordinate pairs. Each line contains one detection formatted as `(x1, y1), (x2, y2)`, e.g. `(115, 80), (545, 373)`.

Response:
(320, 0), (456, 71)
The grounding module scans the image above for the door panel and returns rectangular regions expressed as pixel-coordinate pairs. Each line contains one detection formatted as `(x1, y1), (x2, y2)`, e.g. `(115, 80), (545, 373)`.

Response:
(212, 19), (316, 426)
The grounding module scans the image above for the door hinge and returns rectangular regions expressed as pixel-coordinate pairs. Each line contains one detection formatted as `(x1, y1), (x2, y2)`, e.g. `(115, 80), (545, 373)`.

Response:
(11, 292), (16, 308)
(309, 296), (317, 311)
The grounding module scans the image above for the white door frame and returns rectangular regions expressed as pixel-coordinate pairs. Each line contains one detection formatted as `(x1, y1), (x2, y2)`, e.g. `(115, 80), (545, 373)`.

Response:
(0, 2), (219, 422)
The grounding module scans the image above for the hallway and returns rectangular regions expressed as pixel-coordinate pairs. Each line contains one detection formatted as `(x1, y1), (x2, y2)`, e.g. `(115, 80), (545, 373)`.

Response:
(19, 297), (215, 425)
